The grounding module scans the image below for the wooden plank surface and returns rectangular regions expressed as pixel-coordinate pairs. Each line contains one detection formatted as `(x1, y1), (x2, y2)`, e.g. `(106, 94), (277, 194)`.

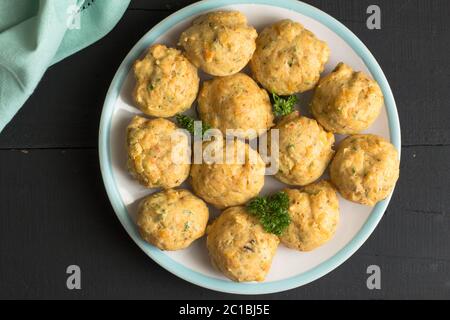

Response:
(0, 146), (448, 299)
(0, 10), (170, 149)
(0, 0), (449, 299)
(0, 0), (449, 148)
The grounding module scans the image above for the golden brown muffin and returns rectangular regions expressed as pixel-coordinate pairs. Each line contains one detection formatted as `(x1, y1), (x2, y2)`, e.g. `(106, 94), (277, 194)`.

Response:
(179, 11), (257, 76)
(137, 189), (209, 250)
(127, 116), (190, 189)
(281, 181), (339, 251)
(250, 19), (330, 95)
(330, 134), (400, 206)
(197, 73), (274, 139)
(310, 63), (384, 134)
(133, 44), (199, 117)
(190, 139), (265, 208)
(270, 111), (335, 186)
(206, 206), (279, 282)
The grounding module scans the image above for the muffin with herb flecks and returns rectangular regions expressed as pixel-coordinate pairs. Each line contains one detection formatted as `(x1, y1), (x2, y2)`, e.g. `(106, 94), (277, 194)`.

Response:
(133, 44), (199, 117)
(137, 189), (209, 250)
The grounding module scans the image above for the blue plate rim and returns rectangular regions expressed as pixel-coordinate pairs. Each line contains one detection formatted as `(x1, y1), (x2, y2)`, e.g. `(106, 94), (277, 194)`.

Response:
(98, 0), (401, 295)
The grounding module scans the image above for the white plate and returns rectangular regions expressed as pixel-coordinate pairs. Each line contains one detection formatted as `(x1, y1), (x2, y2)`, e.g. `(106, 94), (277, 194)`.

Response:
(99, 0), (400, 294)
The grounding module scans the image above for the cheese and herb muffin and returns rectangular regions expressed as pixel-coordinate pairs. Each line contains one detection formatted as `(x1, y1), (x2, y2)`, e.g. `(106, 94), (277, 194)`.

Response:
(137, 189), (209, 251)
(281, 181), (339, 251)
(330, 134), (400, 206)
(127, 116), (190, 189)
(179, 11), (257, 76)
(133, 44), (199, 117)
(197, 73), (274, 139)
(250, 19), (330, 95)
(310, 63), (384, 134)
(190, 139), (265, 209)
(206, 206), (279, 282)
(270, 111), (335, 186)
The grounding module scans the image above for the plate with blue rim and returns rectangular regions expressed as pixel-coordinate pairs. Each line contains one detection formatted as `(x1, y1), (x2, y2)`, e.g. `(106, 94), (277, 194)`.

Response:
(99, 0), (400, 295)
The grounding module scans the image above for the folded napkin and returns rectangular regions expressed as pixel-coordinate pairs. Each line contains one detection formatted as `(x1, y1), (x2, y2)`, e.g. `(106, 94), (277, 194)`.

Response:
(0, 0), (130, 132)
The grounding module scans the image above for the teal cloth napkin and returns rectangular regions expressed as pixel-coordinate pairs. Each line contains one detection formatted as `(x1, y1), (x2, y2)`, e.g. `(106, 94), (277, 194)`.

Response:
(0, 0), (130, 132)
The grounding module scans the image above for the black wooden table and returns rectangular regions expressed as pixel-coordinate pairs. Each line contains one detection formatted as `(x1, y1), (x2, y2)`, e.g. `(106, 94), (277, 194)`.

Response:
(1, 0), (449, 299)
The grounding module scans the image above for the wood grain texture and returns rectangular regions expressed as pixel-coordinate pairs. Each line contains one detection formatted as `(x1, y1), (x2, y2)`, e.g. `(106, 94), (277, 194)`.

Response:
(0, 0), (449, 299)
(0, 10), (169, 149)
(0, 0), (449, 148)
(0, 147), (449, 299)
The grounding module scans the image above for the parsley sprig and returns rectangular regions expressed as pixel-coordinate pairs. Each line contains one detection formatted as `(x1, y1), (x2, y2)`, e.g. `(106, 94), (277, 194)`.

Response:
(272, 93), (298, 117)
(176, 114), (211, 136)
(247, 191), (291, 236)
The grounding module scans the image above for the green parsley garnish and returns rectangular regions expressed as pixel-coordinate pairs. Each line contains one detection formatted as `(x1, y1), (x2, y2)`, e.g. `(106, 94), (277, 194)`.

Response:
(176, 114), (211, 136)
(247, 191), (291, 236)
(272, 93), (298, 117)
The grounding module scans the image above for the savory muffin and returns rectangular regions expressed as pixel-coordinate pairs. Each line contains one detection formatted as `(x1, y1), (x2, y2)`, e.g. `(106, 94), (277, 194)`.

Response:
(179, 11), (257, 76)
(330, 134), (400, 206)
(206, 206), (279, 282)
(250, 19), (330, 95)
(190, 139), (265, 208)
(133, 44), (199, 117)
(310, 63), (384, 134)
(127, 116), (190, 189)
(270, 111), (335, 186)
(197, 73), (274, 139)
(137, 189), (209, 250)
(281, 181), (339, 251)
